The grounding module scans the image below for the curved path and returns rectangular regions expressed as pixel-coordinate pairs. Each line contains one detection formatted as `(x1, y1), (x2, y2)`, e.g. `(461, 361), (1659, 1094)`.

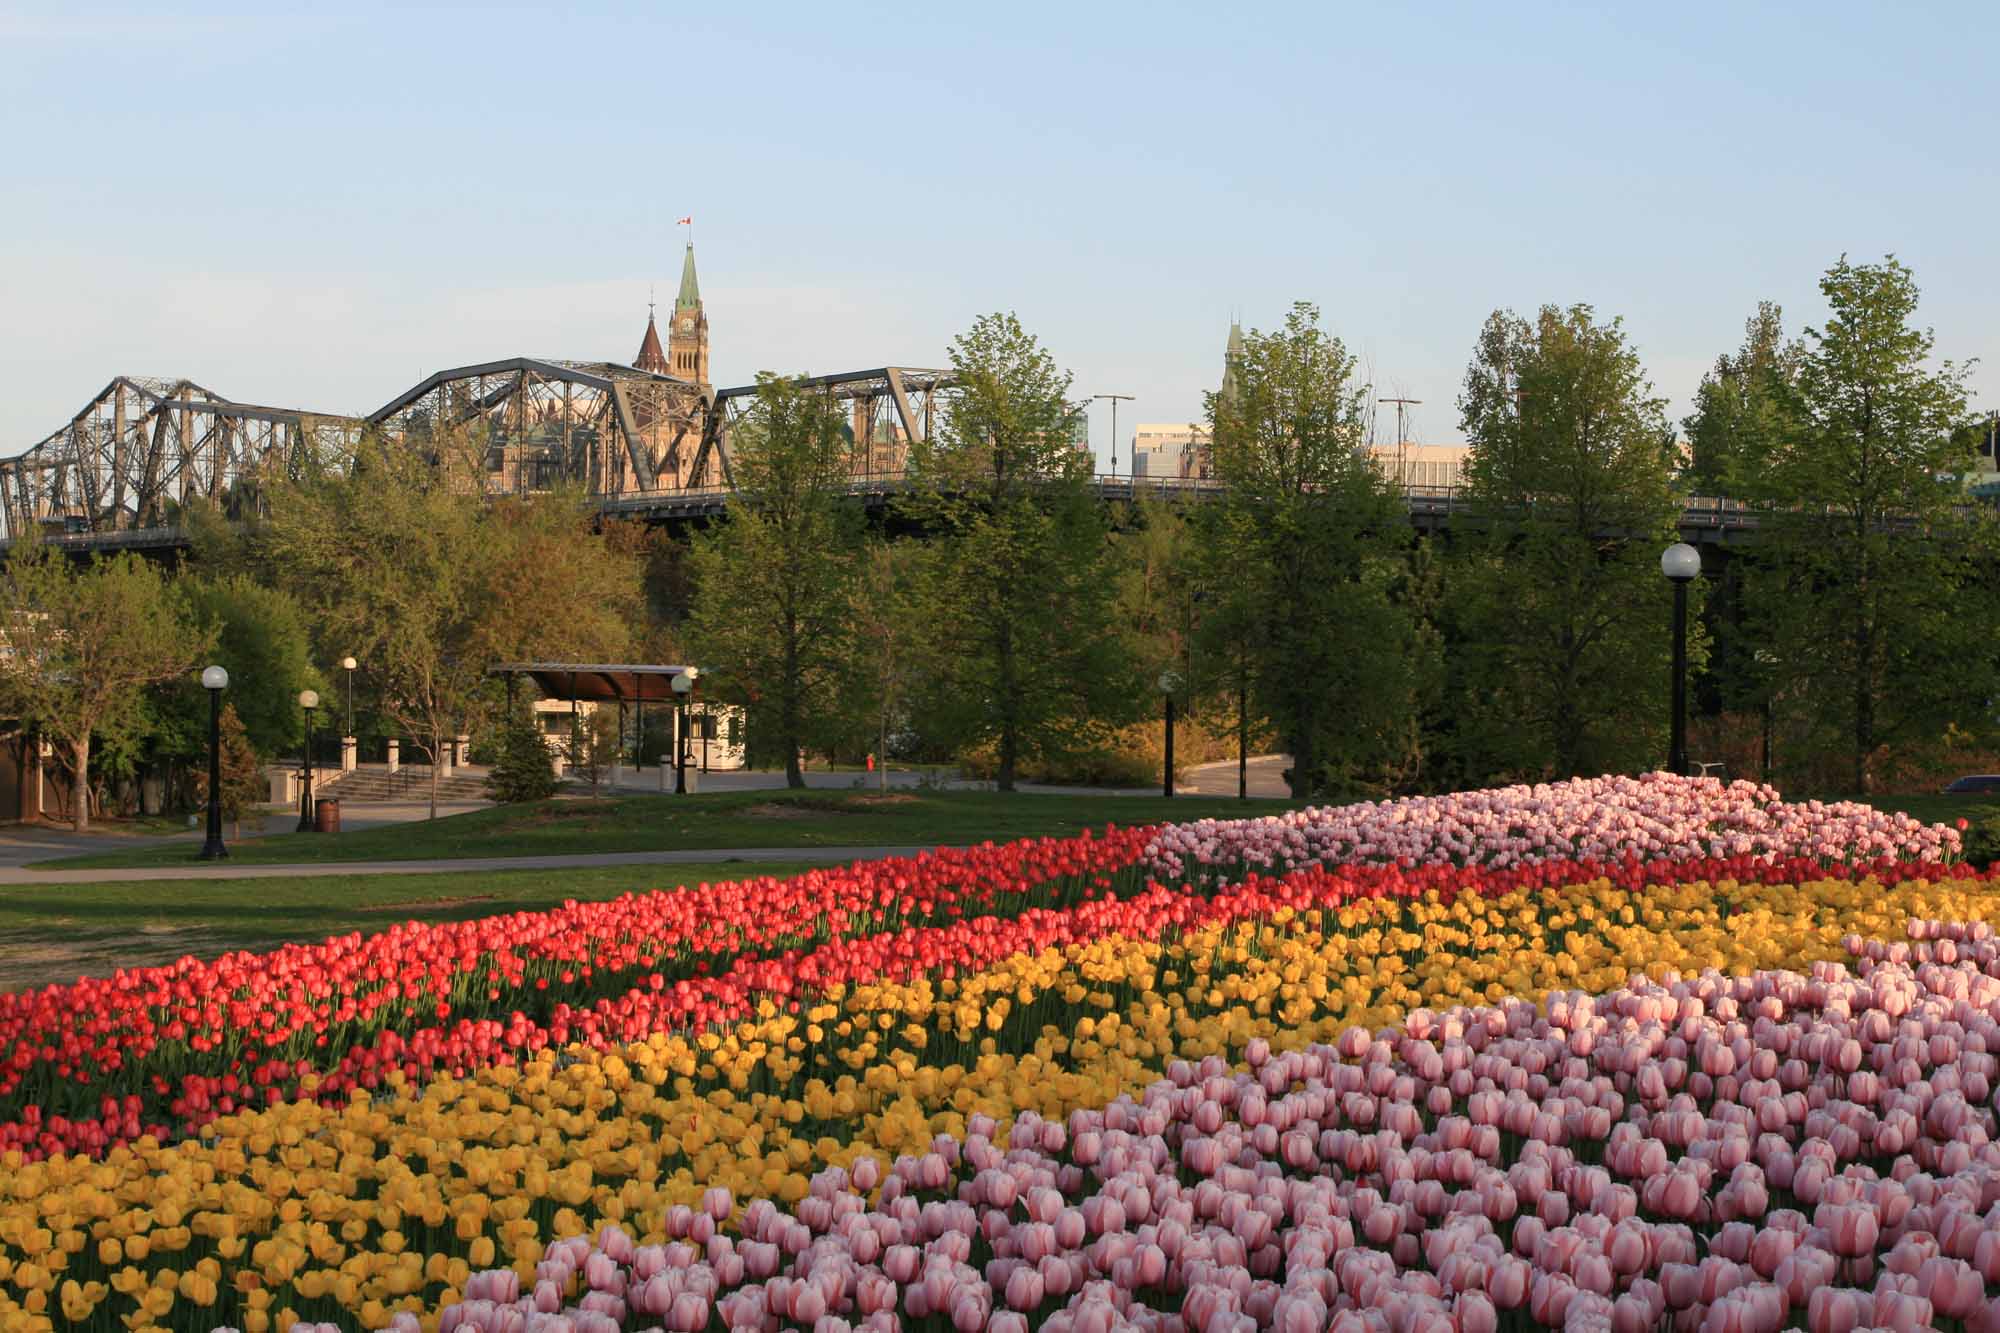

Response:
(0, 844), (932, 886)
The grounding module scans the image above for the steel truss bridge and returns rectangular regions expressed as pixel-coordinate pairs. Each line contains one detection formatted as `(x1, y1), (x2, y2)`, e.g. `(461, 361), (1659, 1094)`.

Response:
(2, 360), (1783, 551)
(0, 361), (959, 545)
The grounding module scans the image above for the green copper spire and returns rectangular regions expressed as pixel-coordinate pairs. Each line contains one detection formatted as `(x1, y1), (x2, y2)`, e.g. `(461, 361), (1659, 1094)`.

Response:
(1220, 321), (1245, 403)
(675, 242), (701, 313)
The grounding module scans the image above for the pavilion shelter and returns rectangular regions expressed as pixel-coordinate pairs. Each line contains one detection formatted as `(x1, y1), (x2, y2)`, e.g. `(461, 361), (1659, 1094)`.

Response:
(490, 663), (745, 774)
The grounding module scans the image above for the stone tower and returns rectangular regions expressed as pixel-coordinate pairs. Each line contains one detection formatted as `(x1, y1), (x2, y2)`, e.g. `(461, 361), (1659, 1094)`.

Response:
(667, 243), (709, 386)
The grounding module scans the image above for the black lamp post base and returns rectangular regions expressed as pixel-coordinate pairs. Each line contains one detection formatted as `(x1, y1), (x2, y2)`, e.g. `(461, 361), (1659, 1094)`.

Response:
(198, 839), (229, 861)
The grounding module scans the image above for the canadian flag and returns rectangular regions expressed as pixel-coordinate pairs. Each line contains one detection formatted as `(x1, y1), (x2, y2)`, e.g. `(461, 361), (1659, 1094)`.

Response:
(676, 215), (693, 225)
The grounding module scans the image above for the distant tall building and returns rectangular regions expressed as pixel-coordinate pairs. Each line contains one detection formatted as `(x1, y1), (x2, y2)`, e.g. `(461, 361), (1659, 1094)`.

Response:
(1157, 321), (1243, 480)
(1132, 424), (1209, 478)
(634, 242), (709, 386)
(667, 243), (709, 385)
(1368, 442), (1469, 489)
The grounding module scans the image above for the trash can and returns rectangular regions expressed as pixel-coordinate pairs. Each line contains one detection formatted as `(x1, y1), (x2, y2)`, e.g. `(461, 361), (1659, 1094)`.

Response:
(314, 798), (341, 833)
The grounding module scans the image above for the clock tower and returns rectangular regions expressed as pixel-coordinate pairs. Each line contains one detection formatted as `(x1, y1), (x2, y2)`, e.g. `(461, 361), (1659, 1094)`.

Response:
(667, 241), (709, 386)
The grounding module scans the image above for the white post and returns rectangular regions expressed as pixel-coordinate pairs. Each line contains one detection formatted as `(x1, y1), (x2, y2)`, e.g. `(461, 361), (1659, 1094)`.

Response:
(386, 739), (400, 773)
(436, 743), (454, 780)
(341, 736), (358, 773)
(454, 733), (471, 767)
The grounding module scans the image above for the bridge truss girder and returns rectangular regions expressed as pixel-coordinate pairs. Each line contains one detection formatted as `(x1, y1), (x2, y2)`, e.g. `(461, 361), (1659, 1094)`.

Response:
(2, 362), (960, 542)
(0, 376), (363, 539)
(692, 366), (956, 491)
(368, 358), (711, 498)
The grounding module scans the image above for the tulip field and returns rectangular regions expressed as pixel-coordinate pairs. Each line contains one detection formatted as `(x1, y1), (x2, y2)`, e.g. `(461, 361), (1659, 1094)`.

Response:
(3, 776), (1999, 1333)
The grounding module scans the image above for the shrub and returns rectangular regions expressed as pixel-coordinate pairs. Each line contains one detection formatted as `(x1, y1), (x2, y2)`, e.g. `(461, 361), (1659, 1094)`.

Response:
(484, 707), (559, 804)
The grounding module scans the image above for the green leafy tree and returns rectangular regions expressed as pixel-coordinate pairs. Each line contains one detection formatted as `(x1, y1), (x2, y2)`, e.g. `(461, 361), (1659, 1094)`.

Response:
(1450, 303), (1688, 781)
(685, 374), (860, 788)
(566, 707), (619, 795)
(484, 703), (560, 804)
(192, 702), (266, 839)
(844, 540), (923, 787)
(258, 430), (498, 820)
(1740, 256), (1983, 794)
(1201, 301), (1432, 798)
(0, 547), (211, 830)
(156, 575), (322, 762)
(257, 428), (640, 817)
(1684, 302), (1802, 495)
(903, 313), (1140, 790)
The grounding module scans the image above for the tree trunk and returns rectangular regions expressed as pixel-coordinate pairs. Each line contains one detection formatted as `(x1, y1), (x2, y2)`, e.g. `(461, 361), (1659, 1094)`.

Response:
(1237, 677), (1248, 801)
(429, 727), (441, 821)
(783, 610), (805, 789)
(996, 621), (1017, 793)
(71, 734), (91, 833)
(1288, 726), (1314, 800)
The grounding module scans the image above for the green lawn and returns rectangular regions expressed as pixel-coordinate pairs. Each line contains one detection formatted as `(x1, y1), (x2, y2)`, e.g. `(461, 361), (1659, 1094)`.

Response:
(1855, 792), (2000, 826)
(35, 788), (1295, 870)
(0, 859), (837, 992)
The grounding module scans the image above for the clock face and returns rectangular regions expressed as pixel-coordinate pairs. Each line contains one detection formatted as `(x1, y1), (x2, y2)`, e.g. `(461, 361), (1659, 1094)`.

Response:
(679, 317), (693, 332)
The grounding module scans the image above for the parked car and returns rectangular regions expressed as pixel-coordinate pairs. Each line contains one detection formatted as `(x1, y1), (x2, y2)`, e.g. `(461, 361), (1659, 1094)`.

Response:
(1942, 774), (2000, 794)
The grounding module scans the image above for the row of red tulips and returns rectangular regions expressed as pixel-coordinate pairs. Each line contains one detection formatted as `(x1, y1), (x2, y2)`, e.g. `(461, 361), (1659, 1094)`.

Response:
(3, 846), (1977, 1163)
(0, 827), (1157, 1156)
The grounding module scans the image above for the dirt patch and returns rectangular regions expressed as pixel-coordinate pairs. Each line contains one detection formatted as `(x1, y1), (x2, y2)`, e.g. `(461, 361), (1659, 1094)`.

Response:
(846, 793), (920, 808)
(357, 895), (495, 914)
(744, 803), (818, 820)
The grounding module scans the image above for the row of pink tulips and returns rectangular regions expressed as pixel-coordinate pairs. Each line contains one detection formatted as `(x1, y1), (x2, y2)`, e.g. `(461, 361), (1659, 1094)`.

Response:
(1142, 773), (1963, 880)
(421, 919), (2000, 1333)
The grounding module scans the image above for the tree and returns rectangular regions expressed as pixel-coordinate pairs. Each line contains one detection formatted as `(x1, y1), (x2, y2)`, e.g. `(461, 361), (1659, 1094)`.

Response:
(158, 575), (322, 761)
(485, 703), (560, 804)
(904, 313), (1139, 790)
(1741, 256), (1982, 794)
(257, 428), (641, 818)
(1201, 302), (1433, 798)
(257, 430), (496, 820)
(0, 547), (210, 830)
(844, 540), (923, 788)
(566, 707), (619, 795)
(1450, 303), (1687, 781)
(685, 374), (860, 787)
(192, 702), (266, 839)
(1684, 302), (1802, 495)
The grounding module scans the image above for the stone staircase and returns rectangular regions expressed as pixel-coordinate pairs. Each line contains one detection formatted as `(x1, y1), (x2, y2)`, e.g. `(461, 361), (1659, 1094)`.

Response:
(318, 763), (492, 803)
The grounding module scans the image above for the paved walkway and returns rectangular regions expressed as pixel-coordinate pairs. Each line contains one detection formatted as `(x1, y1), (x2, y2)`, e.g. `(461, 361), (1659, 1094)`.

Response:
(0, 757), (1289, 886)
(0, 844), (932, 886)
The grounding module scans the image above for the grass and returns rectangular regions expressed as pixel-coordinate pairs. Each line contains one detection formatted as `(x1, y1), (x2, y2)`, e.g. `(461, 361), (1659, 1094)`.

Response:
(1853, 792), (2000, 826)
(35, 788), (1298, 870)
(0, 858), (840, 992)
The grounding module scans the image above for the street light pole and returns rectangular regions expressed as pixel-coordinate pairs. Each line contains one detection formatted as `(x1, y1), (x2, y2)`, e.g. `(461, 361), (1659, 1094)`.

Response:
(296, 689), (320, 832)
(341, 655), (357, 738)
(671, 668), (698, 795)
(1660, 543), (1702, 776)
(199, 665), (229, 860)
(1093, 394), (1133, 482)
(1159, 671), (1179, 799)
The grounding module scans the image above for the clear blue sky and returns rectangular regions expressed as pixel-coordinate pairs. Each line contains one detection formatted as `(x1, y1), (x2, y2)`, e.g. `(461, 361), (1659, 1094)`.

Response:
(3, 2), (1994, 462)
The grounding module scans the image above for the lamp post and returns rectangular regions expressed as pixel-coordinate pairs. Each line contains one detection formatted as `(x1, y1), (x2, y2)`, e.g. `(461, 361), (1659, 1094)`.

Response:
(1661, 542), (1702, 776)
(340, 655), (358, 772)
(296, 689), (320, 832)
(1159, 671), (1180, 799)
(199, 665), (229, 860)
(1754, 648), (1777, 780)
(670, 668), (698, 795)
(1093, 393), (1133, 482)
(340, 655), (357, 737)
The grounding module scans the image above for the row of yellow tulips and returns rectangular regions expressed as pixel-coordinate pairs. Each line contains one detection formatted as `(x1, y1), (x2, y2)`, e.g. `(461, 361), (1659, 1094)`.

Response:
(2, 869), (1995, 1332)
